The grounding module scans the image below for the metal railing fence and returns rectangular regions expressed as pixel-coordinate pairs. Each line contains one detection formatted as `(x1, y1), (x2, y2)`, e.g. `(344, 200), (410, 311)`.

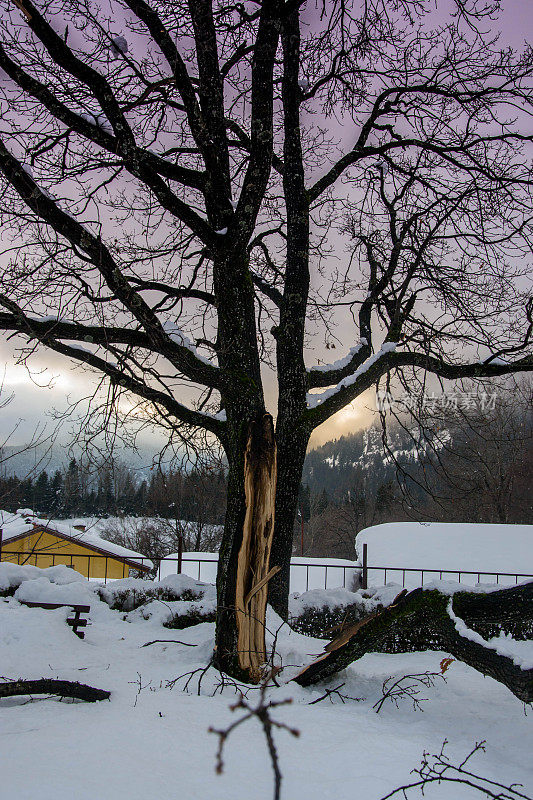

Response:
(1, 549), (532, 591)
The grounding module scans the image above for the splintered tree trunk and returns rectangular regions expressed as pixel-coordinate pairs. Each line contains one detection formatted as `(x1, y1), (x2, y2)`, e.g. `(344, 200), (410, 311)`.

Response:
(235, 413), (278, 682)
(215, 412), (278, 682)
(294, 583), (533, 703)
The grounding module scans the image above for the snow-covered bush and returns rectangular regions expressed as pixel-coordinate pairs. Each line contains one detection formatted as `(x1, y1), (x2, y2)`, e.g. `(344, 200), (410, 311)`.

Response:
(119, 575), (217, 628)
(96, 574), (209, 611)
(162, 603), (216, 629)
(289, 586), (409, 638)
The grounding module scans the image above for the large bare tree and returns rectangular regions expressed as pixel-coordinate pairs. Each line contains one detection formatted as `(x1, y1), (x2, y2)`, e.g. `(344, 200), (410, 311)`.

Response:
(0, 0), (532, 680)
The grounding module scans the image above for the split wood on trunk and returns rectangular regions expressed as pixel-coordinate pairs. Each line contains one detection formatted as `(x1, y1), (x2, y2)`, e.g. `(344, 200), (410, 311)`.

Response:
(235, 413), (278, 683)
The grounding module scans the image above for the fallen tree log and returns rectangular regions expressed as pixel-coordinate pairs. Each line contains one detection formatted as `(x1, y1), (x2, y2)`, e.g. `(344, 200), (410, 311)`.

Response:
(0, 679), (111, 702)
(293, 583), (533, 703)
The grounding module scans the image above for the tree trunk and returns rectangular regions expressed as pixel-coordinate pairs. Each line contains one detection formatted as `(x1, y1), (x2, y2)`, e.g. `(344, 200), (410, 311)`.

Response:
(214, 248), (269, 680)
(294, 584), (533, 703)
(215, 412), (277, 682)
(268, 424), (310, 618)
(267, 7), (311, 620)
(214, 413), (252, 680)
(215, 412), (307, 674)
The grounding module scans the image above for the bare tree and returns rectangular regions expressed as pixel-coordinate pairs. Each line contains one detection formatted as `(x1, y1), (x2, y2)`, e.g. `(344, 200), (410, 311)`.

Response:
(303, 477), (403, 559)
(0, 0), (532, 680)
(438, 393), (532, 524)
(385, 380), (533, 524)
(100, 516), (170, 576)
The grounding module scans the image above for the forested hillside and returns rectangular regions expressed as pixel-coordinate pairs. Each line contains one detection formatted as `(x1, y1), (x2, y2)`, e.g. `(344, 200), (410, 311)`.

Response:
(2, 396), (531, 561)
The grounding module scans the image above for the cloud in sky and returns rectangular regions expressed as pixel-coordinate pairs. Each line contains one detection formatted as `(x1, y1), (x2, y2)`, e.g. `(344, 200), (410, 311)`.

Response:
(0, 332), (375, 454)
(0, 339), (80, 444)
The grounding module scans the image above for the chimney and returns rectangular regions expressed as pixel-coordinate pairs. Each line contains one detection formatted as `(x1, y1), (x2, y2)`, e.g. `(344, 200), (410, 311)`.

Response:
(73, 522), (86, 532)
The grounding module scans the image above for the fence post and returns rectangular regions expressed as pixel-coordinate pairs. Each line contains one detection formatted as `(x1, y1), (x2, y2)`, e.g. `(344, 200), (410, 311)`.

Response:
(361, 543), (368, 590)
(177, 534), (183, 575)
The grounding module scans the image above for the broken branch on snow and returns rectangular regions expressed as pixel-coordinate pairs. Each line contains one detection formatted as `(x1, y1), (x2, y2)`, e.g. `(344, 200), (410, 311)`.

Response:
(293, 583), (533, 703)
(0, 679), (111, 702)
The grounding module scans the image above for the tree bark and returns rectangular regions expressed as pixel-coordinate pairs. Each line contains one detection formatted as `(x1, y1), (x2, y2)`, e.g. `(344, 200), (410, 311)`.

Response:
(214, 247), (268, 680)
(267, 10), (311, 620)
(215, 447), (248, 679)
(0, 679), (110, 702)
(294, 584), (533, 703)
(269, 424), (310, 618)
(216, 415), (309, 666)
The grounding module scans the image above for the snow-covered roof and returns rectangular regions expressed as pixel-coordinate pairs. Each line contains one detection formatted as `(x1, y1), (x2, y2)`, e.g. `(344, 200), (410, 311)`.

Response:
(355, 522), (533, 576)
(0, 510), (152, 569)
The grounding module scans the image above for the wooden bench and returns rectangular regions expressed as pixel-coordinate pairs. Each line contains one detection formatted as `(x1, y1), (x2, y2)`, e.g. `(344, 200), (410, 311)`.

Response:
(19, 601), (90, 639)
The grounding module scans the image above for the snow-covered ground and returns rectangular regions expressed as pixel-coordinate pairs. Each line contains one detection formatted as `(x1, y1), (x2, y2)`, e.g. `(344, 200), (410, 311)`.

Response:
(1, 562), (532, 800)
(356, 522), (533, 588)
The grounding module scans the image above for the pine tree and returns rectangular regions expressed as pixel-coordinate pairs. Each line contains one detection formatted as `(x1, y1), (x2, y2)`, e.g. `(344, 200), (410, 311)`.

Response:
(62, 459), (81, 516)
(33, 470), (50, 513)
(49, 470), (63, 516)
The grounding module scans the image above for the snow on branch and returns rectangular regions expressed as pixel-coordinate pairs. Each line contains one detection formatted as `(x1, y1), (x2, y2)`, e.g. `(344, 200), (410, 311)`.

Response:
(306, 342), (397, 409)
(307, 339), (368, 374)
(447, 600), (533, 670)
(161, 322), (216, 368)
(76, 111), (114, 134)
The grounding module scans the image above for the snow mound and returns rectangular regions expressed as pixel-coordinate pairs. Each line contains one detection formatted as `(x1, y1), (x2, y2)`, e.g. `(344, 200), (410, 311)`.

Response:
(289, 584), (404, 618)
(99, 573), (214, 599)
(0, 562), (85, 593)
(94, 574), (219, 627)
(14, 576), (94, 607)
(127, 596), (217, 627)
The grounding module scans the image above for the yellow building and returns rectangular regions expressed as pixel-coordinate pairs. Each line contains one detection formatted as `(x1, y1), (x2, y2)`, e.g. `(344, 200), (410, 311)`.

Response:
(0, 512), (152, 580)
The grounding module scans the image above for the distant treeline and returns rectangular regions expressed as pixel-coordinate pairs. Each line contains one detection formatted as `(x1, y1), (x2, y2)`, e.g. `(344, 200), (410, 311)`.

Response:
(0, 457), (227, 524)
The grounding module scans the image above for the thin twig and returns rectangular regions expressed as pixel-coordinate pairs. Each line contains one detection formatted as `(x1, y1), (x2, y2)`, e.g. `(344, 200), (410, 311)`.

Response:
(373, 670), (447, 713)
(209, 681), (300, 800)
(380, 740), (532, 800)
(308, 683), (364, 705)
